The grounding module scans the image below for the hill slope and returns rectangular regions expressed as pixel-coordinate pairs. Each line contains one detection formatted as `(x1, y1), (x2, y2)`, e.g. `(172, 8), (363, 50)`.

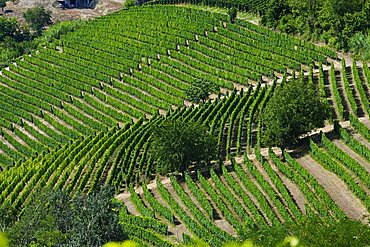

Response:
(0, 5), (336, 167)
(0, 4), (370, 246)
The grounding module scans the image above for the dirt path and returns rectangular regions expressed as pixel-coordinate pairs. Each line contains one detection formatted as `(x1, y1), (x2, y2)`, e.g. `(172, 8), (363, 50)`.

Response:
(352, 131), (370, 149)
(337, 67), (356, 116)
(347, 66), (366, 117)
(116, 192), (140, 216)
(149, 179), (193, 241)
(361, 118), (370, 129)
(252, 157), (296, 219)
(218, 173), (255, 219)
(0, 136), (17, 151)
(0, 149), (6, 156)
(239, 158), (285, 223)
(326, 66), (341, 120)
(228, 170), (273, 226)
(24, 119), (51, 139)
(88, 94), (137, 124)
(333, 139), (370, 173)
(296, 154), (368, 222)
(3, 128), (28, 147)
(180, 181), (209, 218)
(267, 158), (307, 214)
(194, 178), (237, 235)
(14, 124), (39, 142)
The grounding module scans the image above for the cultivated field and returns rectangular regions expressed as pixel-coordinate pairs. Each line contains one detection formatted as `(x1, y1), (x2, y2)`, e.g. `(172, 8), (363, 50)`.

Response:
(0, 4), (369, 246)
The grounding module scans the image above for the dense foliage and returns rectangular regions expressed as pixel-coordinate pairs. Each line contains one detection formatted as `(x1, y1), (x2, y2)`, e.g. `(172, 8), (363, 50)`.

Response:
(23, 5), (52, 35)
(0, 17), (33, 68)
(0, 5), (58, 68)
(261, 79), (329, 149)
(0, 5), (335, 168)
(262, 0), (370, 52)
(186, 80), (218, 104)
(0, 0), (6, 12)
(228, 7), (237, 23)
(150, 119), (218, 174)
(4, 187), (124, 247)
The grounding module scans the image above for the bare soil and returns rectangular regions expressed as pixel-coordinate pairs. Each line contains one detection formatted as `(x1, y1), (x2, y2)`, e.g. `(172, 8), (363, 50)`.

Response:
(1, 0), (124, 23)
(333, 139), (370, 173)
(116, 192), (141, 216)
(296, 154), (368, 223)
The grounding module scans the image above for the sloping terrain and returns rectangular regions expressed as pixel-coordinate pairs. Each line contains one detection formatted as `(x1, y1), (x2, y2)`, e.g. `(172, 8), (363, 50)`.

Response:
(0, 4), (369, 246)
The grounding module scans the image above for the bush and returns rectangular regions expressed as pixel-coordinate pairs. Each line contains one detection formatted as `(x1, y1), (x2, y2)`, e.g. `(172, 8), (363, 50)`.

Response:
(124, 0), (137, 9)
(261, 79), (329, 150)
(150, 119), (218, 175)
(228, 7), (237, 23)
(7, 187), (124, 247)
(23, 5), (52, 35)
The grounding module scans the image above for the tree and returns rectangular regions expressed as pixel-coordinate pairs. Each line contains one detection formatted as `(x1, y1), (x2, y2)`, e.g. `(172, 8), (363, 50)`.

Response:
(124, 0), (136, 8)
(23, 5), (52, 35)
(0, 17), (18, 41)
(7, 187), (124, 247)
(228, 7), (237, 23)
(186, 79), (218, 104)
(261, 79), (329, 150)
(261, 0), (370, 50)
(0, 203), (16, 232)
(349, 32), (370, 60)
(261, 0), (291, 27)
(150, 119), (218, 175)
(0, 0), (6, 12)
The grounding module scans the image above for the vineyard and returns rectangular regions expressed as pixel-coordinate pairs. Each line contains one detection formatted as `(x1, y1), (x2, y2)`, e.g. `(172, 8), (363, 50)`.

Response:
(145, 0), (268, 13)
(0, 4), (370, 246)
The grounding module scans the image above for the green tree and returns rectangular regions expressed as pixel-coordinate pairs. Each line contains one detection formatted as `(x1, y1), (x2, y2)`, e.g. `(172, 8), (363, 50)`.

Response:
(0, 17), (19, 41)
(124, 0), (136, 8)
(262, 0), (370, 49)
(0, 0), (6, 12)
(23, 5), (52, 35)
(150, 119), (218, 175)
(228, 7), (237, 23)
(349, 32), (370, 60)
(0, 203), (16, 232)
(261, 0), (291, 27)
(186, 79), (218, 104)
(261, 79), (329, 150)
(7, 187), (124, 247)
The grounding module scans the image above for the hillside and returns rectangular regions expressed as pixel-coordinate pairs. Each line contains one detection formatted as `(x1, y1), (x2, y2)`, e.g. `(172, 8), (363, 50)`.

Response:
(0, 5), (336, 167)
(0, 4), (370, 246)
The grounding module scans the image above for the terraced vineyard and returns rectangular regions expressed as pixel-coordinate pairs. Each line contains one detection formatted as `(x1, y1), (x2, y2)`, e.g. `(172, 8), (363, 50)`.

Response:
(148, 0), (268, 13)
(0, 4), (370, 246)
(0, 5), (336, 168)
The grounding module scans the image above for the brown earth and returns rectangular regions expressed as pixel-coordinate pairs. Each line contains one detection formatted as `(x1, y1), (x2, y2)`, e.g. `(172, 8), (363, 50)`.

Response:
(1, 0), (124, 23)
(296, 155), (368, 223)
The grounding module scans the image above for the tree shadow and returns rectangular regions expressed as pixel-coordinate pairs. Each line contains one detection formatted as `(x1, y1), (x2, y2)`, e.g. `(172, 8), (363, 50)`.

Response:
(286, 126), (342, 159)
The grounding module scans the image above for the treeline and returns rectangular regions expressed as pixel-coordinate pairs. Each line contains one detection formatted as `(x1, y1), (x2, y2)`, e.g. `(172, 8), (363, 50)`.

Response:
(261, 0), (370, 54)
(0, 17), (33, 68)
(0, 5), (62, 68)
(0, 187), (124, 247)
